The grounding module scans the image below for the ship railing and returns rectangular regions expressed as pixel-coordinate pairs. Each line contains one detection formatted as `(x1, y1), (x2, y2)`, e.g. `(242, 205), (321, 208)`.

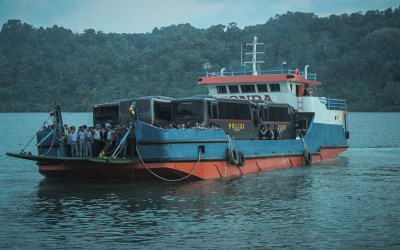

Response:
(319, 98), (347, 110)
(206, 69), (317, 81)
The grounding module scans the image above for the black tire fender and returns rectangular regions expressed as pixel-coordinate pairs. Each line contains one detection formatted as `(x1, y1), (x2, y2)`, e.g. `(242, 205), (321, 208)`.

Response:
(227, 148), (240, 165)
(304, 149), (312, 165)
(238, 151), (245, 167)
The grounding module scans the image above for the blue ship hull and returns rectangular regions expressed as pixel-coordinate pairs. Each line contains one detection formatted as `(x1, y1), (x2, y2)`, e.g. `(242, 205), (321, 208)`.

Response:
(135, 120), (348, 163)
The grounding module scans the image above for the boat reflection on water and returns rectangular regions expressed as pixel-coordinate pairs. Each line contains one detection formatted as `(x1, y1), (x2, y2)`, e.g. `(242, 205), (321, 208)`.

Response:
(33, 167), (318, 223)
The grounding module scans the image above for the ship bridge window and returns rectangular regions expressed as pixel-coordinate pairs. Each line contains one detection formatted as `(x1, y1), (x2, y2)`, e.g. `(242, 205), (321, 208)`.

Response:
(240, 85), (256, 93)
(257, 84), (268, 92)
(216, 86), (227, 94)
(228, 85), (239, 93)
(270, 83), (281, 92)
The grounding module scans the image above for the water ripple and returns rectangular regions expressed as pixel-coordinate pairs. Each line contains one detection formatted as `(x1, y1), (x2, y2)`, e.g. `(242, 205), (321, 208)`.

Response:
(1, 113), (400, 248)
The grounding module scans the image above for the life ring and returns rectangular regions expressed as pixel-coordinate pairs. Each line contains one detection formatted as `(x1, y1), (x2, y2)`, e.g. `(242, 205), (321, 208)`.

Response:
(227, 148), (240, 165)
(238, 151), (245, 167)
(303, 150), (312, 165)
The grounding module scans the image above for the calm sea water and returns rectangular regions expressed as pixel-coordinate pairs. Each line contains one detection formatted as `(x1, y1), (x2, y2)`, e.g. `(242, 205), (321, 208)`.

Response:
(0, 112), (399, 249)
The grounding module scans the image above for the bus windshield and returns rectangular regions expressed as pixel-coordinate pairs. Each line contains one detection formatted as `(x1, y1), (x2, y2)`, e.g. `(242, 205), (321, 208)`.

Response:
(172, 100), (204, 123)
(93, 104), (119, 125)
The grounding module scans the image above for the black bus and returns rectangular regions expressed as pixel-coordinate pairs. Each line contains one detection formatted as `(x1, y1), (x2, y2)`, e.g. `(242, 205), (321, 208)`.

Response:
(93, 96), (174, 127)
(93, 99), (132, 127)
(171, 96), (258, 140)
(136, 96), (174, 126)
(257, 102), (297, 139)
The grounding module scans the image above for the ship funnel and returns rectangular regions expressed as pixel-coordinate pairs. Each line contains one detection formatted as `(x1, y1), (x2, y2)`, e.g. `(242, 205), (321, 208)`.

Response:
(304, 65), (309, 79)
(221, 68), (226, 75)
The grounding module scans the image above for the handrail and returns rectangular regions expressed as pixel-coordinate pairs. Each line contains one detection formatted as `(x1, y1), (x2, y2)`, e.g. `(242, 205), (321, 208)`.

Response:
(205, 69), (317, 81)
(319, 97), (347, 110)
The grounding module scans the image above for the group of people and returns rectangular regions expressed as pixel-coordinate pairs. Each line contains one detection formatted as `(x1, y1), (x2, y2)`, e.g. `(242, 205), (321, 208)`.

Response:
(63, 124), (93, 157)
(63, 120), (283, 157)
(63, 123), (131, 158)
(157, 122), (222, 130)
(259, 124), (281, 140)
(159, 121), (282, 140)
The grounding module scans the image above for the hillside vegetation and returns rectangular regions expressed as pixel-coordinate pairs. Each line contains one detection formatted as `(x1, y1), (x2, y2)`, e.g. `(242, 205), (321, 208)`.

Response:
(0, 7), (399, 111)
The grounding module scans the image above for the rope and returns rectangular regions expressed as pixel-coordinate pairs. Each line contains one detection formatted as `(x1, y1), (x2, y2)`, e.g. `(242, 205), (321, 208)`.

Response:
(136, 145), (202, 182)
(112, 126), (131, 159)
(301, 137), (308, 151)
(112, 139), (127, 159)
(227, 134), (233, 149)
(39, 132), (56, 156)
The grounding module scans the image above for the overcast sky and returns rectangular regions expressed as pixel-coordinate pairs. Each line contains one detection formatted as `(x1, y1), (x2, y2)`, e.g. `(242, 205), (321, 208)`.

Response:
(0, 0), (399, 34)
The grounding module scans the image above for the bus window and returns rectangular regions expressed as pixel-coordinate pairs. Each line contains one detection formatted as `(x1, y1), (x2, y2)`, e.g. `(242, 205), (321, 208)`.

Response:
(172, 100), (205, 123)
(119, 100), (134, 125)
(218, 102), (251, 120)
(260, 105), (292, 123)
(137, 100), (150, 113)
(119, 100), (132, 114)
(212, 103), (218, 119)
(154, 101), (171, 122)
(93, 105), (119, 125)
(207, 102), (219, 119)
(268, 106), (291, 122)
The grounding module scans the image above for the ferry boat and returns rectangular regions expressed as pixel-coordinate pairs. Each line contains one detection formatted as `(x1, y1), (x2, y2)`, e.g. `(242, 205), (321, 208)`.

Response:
(7, 37), (349, 181)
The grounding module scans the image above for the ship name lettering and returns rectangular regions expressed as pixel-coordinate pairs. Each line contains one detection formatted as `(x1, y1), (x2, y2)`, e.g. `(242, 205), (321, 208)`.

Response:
(228, 95), (271, 101)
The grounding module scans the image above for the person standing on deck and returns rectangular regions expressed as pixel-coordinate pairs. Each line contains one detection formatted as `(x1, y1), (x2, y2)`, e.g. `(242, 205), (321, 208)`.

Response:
(69, 126), (79, 157)
(78, 126), (86, 157)
(85, 126), (93, 157)
(63, 124), (71, 156)
(93, 124), (101, 156)
(103, 125), (114, 156)
(273, 125), (281, 140)
(259, 125), (267, 140)
(100, 124), (107, 153)
(266, 124), (274, 140)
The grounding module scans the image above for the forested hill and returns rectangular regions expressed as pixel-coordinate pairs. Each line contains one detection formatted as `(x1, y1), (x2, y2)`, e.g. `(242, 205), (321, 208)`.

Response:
(1, 7), (400, 112)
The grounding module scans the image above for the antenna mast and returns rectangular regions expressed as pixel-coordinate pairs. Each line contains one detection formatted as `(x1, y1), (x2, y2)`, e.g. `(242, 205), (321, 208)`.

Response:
(244, 36), (265, 75)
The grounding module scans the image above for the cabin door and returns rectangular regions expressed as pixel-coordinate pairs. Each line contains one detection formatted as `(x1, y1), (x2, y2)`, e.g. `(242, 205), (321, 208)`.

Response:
(296, 85), (304, 97)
